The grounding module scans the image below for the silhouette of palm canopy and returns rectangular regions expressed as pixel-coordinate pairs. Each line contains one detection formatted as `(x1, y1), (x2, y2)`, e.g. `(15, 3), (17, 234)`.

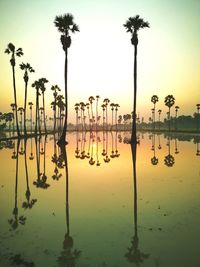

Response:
(54, 13), (79, 50)
(20, 62), (34, 73)
(151, 95), (159, 104)
(164, 95), (175, 108)
(5, 43), (23, 65)
(123, 15), (149, 45)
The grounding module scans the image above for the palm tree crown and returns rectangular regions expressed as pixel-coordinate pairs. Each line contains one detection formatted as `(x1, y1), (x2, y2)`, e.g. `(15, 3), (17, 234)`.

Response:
(54, 14), (79, 51)
(123, 15), (149, 45)
(5, 43), (23, 66)
(164, 95), (175, 109)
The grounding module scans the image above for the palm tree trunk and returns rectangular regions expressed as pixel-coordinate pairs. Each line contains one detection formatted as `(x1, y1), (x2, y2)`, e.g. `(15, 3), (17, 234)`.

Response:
(58, 50), (68, 146)
(24, 139), (30, 201)
(12, 66), (20, 137)
(24, 82), (28, 136)
(42, 92), (47, 134)
(54, 103), (56, 133)
(169, 107), (171, 131)
(131, 44), (137, 143)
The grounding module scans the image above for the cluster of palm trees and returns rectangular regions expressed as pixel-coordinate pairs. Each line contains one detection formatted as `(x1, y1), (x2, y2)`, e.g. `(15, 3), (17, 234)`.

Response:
(149, 94), (179, 131)
(74, 96), (120, 131)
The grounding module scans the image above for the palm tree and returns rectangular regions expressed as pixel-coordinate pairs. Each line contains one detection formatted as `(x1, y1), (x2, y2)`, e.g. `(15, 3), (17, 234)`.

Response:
(196, 104), (200, 131)
(151, 95), (159, 130)
(96, 95), (100, 131)
(28, 102), (33, 134)
(32, 80), (40, 135)
(101, 104), (106, 131)
(158, 109), (162, 130)
(115, 104), (120, 131)
(5, 43), (23, 137)
(103, 98), (110, 131)
(51, 85), (61, 132)
(124, 15), (150, 143)
(54, 13), (79, 146)
(40, 78), (48, 134)
(88, 96), (95, 131)
(175, 105), (180, 130)
(164, 95), (175, 131)
(110, 103), (115, 130)
(74, 103), (80, 131)
(19, 63), (35, 135)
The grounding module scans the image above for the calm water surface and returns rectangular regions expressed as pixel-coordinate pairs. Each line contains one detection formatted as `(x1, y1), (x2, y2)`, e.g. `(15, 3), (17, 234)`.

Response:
(0, 132), (200, 267)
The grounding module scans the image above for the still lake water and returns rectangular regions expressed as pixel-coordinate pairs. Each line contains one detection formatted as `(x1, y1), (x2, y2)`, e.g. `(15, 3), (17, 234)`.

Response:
(0, 132), (200, 267)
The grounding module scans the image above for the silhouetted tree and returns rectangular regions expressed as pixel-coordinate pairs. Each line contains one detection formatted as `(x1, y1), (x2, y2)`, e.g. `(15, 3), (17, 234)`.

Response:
(54, 13), (79, 146)
(175, 105), (180, 130)
(40, 78), (49, 134)
(103, 98), (110, 131)
(151, 95), (159, 130)
(20, 63), (35, 135)
(158, 109), (162, 130)
(51, 85), (61, 132)
(5, 43), (23, 137)
(164, 95), (175, 131)
(123, 15), (149, 143)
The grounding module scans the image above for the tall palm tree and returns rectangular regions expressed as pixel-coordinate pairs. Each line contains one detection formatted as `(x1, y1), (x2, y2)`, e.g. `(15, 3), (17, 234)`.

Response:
(103, 98), (110, 131)
(175, 105), (179, 130)
(101, 104), (106, 131)
(124, 15), (149, 143)
(32, 80), (40, 135)
(74, 103), (80, 131)
(88, 96), (95, 131)
(96, 95), (100, 131)
(158, 109), (162, 130)
(54, 13), (79, 146)
(115, 104), (120, 131)
(51, 85), (61, 132)
(39, 78), (48, 134)
(19, 63), (35, 136)
(28, 102), (33, 134)
(5, 43), (23, 137)
(196, 104), (200, 131)
(151, 95), (159, 130)
(164, 95), (175, 131)
(110, 103), (115, 130)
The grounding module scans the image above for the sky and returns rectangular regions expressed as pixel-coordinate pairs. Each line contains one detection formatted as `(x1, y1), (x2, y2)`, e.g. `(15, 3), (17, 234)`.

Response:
(0, 0), (200, 123)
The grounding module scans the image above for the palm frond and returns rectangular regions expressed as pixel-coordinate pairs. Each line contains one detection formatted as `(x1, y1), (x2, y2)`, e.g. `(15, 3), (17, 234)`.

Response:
(4, 48), (10, 54)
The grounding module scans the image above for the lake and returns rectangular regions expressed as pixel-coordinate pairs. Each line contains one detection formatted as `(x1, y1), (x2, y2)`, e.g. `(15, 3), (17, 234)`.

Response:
(0, 132), (200, 267)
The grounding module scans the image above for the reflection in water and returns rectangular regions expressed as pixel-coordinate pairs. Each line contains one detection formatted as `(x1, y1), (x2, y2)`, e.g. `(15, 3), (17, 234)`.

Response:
(57, 145), (81, 266)
(22, 139), (37, 210)
(8, 140), (26, 230)
(0, 132), (200, 266)
(125, 142), (149, 264)
(151, 134), (158, 166)
(75, 131), (120, 166)
(33, 136), (50, 189)
(164, 137), (175, 167)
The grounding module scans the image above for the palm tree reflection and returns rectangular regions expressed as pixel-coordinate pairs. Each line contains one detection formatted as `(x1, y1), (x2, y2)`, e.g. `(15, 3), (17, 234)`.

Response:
(33, 136), (50, 189)
(57, 146), (81, 266)
(52, 134), (62, 180)
(194, 136), (200, 156)
(125, 142), (149, 264)
(8, 140), (26, 230)
(164, 137), (175, 167)
(22, 139), (37, 210)
(151, 134), (158, 166)
(75, 131), (120, 166)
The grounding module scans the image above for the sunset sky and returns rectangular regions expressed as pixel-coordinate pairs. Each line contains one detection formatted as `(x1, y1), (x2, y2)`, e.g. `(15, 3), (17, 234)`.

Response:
(0, 0), (200, 123)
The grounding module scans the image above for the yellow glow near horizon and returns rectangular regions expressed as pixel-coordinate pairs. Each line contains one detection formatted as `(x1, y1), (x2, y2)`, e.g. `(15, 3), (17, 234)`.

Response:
(0, 0), (200, 123)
